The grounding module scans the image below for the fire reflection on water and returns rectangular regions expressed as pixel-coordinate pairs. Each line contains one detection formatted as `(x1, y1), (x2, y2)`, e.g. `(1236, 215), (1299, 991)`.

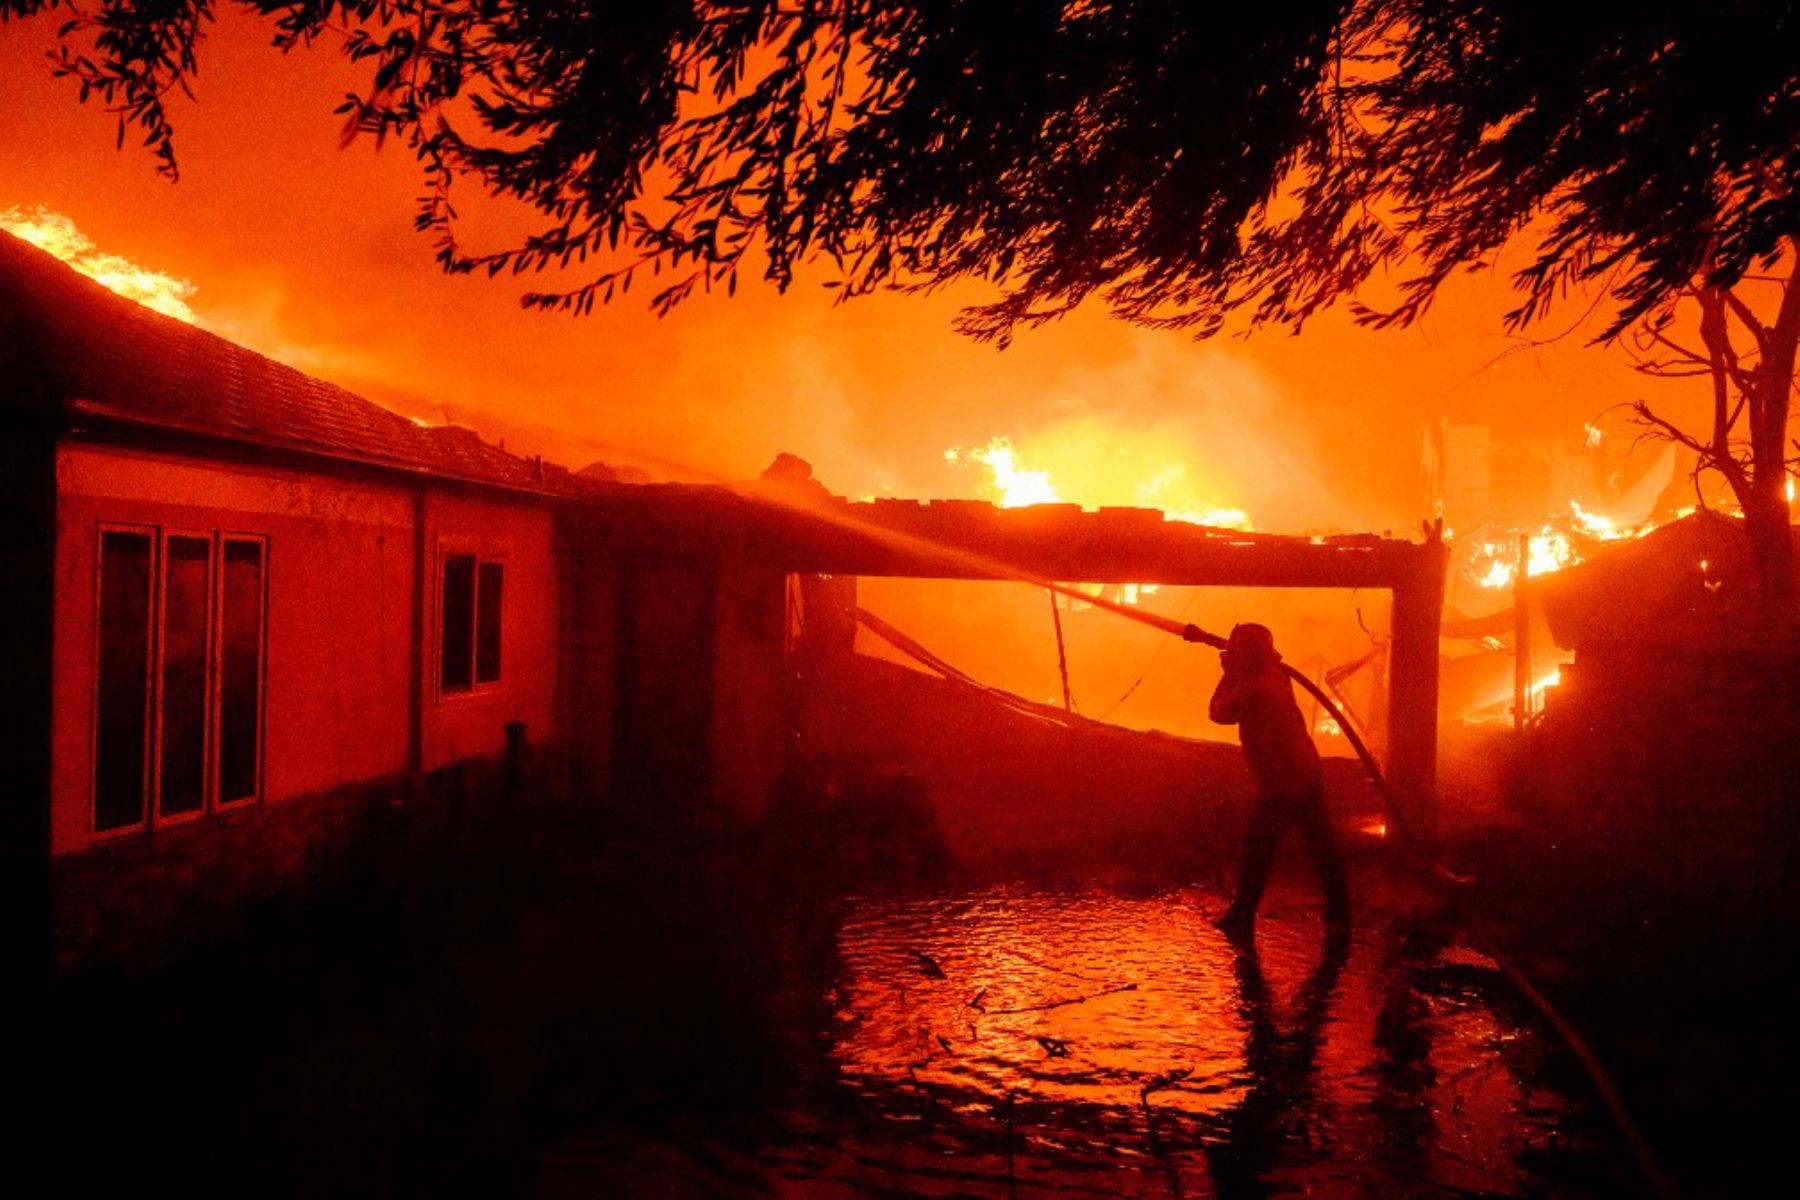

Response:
(772, 886), (1616, 1197)
(833, 892), (1244, 1118)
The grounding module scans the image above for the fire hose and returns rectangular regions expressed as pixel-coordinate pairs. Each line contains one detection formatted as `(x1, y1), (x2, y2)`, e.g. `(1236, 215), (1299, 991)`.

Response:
(747, 481), (1668, 1194)
(573, 450), (1668, 1190)
(1032, 580), (1473, 888)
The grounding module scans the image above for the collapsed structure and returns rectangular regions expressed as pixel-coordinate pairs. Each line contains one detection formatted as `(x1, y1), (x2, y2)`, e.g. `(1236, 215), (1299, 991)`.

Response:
(0, 231), (1447, 968)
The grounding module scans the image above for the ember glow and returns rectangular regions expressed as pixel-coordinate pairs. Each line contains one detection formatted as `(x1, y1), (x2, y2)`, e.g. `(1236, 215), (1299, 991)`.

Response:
(0, 206), (197, 323)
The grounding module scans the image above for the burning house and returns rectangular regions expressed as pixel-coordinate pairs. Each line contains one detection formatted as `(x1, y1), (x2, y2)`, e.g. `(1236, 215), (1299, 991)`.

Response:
(3, 227), (1454, 970)
(1534, 508), (1800, 756)
(1480, 511), (1800, 905)
(1, 230), (575, 963)
(1538, 510), (1800, 670)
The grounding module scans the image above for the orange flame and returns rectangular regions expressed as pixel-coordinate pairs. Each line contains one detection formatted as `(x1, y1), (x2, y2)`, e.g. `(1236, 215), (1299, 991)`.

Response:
(1467, 528), (1577, 590)
(948, 435), (1254, 531)
(1, 206), (198, 323)
(949, 438), (1060, 508)
(946, 435), (1252, 609)
(1528, 665), (1561, 707)
(1466, 499), (1679, 592)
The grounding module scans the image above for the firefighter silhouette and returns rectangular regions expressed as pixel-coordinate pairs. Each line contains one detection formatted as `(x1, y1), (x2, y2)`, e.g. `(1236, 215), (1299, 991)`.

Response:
(1205, 623), (1350, 938)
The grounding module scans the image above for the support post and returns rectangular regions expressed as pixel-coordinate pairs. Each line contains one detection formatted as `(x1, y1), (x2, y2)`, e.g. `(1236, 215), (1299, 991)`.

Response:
(1048, 588), (1073, 712)
(1386, 521), (1448, 840)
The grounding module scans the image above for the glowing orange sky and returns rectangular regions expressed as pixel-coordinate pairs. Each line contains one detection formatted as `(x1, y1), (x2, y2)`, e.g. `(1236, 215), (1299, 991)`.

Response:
(0, 8), (1690, 531)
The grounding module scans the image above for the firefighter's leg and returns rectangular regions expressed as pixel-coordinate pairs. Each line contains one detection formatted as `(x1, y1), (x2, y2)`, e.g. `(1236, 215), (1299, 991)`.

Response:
(1298, 788), (1351, 926)
(1226, 798), (1289, 925)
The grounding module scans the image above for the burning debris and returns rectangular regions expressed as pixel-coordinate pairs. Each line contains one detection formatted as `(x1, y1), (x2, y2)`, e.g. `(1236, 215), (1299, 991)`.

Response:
(1457, 500), (1685, 596)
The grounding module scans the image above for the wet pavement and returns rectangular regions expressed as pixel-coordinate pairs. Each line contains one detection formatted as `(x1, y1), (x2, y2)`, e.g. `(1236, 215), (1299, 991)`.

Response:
(539, 881), (1630, 1198)
(41, 802), (1643, 1197)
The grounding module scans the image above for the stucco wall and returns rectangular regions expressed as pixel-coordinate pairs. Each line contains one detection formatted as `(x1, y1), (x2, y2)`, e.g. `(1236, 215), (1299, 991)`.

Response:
(419, 488), (561, 771)
(53, 443), (415, 856)
(51, 442), (561, 857)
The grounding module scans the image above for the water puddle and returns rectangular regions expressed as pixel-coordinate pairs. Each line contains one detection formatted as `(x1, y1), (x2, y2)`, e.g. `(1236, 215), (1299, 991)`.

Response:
(543, 883), (1629, 1197)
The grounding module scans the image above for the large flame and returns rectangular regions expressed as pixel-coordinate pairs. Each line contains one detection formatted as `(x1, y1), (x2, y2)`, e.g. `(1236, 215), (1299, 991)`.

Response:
(1, 206), (198, 323)
(943, 435), (1257, 611)
(948, 435), (1254, 531)
(949, 438), (1061, 508)
(1466, 527), (1576, 590)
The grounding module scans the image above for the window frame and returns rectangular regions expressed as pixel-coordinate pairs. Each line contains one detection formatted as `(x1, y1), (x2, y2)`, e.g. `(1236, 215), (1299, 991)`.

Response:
(151, 527), (217, 830)
(214, 532), (268, 810)
(437, 541), (507, 701)
(90, 523), (159, 841)
(88, 523), (269, 838)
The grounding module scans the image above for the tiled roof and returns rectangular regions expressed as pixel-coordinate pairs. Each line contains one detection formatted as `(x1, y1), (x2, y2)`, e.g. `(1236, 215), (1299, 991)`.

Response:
(0, 230), (573, 495)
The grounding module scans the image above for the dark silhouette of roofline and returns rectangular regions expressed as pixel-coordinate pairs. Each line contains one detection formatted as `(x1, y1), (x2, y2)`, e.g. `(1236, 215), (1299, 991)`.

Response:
(0, 230), (577, 498)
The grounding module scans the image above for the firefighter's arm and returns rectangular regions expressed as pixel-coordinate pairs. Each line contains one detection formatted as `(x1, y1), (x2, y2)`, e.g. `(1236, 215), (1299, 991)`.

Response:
(1209, 669), (1243, 724)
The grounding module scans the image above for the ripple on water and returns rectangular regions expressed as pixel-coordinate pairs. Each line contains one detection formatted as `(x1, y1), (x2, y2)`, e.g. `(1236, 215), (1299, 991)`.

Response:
(543, 883), (1628, 1198)
(797, 884), (1621, 1197)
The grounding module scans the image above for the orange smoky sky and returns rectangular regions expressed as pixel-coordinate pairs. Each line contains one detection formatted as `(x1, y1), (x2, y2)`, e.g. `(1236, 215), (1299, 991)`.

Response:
(0, 7), (1679, 531)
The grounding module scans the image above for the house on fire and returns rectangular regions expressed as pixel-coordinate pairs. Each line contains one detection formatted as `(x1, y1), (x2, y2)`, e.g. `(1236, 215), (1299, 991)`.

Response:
(0, 228), (798, 969)
(1536, 510), (1800, 722)
(2, 228), (1449, 971)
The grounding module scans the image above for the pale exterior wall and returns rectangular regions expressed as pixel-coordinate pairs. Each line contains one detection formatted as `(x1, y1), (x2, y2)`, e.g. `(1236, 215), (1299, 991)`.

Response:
(419, 489), (560, 772)
(51, 443), (415, 856)
(51, 442), (562, 858)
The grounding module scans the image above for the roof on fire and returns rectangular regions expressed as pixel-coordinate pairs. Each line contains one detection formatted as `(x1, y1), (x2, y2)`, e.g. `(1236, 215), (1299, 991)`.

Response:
(0, 230), (577, 496)
(1538, 510), (1800, 652)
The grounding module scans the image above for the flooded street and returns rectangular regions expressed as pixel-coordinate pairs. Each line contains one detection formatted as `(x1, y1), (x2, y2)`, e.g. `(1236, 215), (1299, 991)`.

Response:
(540, 879), (1629, 1198)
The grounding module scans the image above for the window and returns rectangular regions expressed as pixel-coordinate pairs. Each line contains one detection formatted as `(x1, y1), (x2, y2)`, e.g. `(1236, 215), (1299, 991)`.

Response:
(92, 528), (267, 834)
(95, 531), (153, 832)
(440, 552), (503, 693)
(476, 562), (504, 684)
(158, 535), (211, 819)
(217, 539), (265, 805)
